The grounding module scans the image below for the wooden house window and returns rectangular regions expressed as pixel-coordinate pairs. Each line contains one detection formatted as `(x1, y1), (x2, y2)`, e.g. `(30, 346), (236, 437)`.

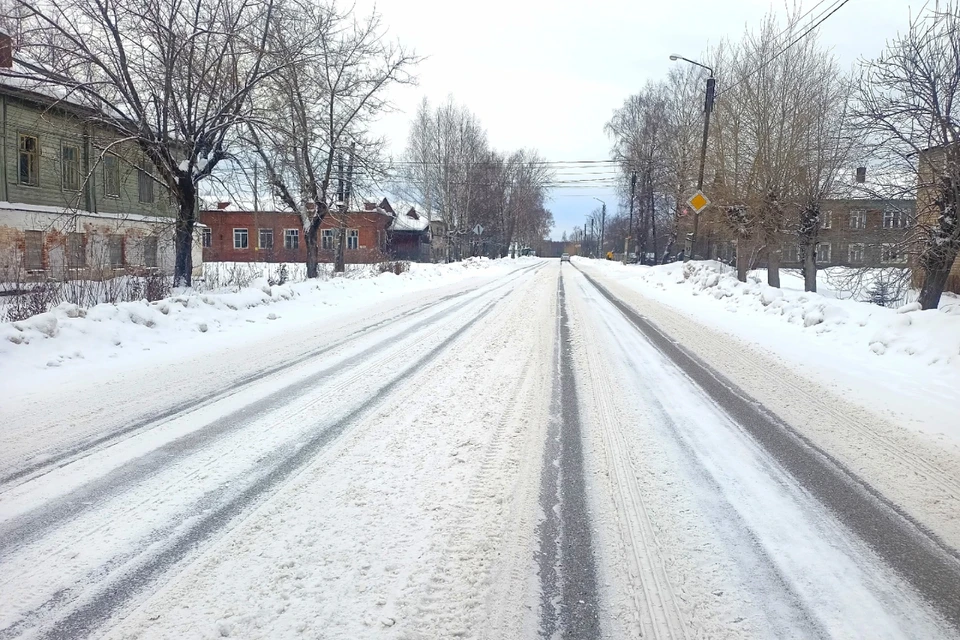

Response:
(347, 229), (359, 250)
(61, 144), (81, 191)
(108, 234), (124, 267)
(143, 236), (158, 267)
(24, 230), (43, 270)
(848, 209), (866, 230)
(19, 134), (39, 186)
(202, 228), (212, 248)
(138, 168), (155, 203)
(284, 229), (299, 249)
(103, 155), (120, 197)
(67, 232), (86, 268)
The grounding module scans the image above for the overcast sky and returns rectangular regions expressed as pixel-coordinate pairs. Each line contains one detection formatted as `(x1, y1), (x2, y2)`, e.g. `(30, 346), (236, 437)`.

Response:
(360, 0), (921, 240)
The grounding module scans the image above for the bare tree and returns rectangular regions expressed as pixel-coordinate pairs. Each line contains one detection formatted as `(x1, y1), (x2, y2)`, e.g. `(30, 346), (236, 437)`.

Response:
(9, 0), (281, 286)
(853, 1), (960, 309)
(244, 1), (416, 277)
(712, 11), (848, 286)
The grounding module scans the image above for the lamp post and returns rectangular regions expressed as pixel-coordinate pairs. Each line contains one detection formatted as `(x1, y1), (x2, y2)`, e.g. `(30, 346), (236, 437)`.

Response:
(669, 54), (715, 261)
(592, 196), (606, 259)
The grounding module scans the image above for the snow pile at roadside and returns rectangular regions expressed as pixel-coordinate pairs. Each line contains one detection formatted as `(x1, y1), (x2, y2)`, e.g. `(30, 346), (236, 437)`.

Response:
(596, 259), (960, 367)
(0, 257), (532, 371)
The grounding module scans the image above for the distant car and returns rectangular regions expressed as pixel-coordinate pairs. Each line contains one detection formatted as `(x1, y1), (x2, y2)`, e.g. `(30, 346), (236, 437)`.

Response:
(560, 253), (570, 262)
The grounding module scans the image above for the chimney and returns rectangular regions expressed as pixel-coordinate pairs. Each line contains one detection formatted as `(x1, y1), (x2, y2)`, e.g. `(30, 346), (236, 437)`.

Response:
(217, 201), (230, 210)
(0, 32), (12, 69)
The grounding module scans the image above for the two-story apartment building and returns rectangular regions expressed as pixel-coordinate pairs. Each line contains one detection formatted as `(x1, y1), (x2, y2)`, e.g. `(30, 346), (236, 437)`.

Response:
(0, 34), (198, 282)
(691, 198), (916, 269)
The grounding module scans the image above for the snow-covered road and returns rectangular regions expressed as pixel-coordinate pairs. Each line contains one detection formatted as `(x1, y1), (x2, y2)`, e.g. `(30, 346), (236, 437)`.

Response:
(1, 259), (958, 639)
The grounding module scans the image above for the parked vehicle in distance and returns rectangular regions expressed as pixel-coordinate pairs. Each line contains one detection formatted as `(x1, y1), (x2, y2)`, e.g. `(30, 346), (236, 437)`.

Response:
(560, 253), (570, 262)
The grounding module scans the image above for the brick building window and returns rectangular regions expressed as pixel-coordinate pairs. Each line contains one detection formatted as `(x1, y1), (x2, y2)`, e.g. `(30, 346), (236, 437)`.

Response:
(783, 242), (800, 263)
(67, 232), (86, 268)
(321, 229), (335, 250)
(108, 234), (124, 267)
(143, 236), (158, 268)
(285, 229), (300, 249)
(62, 144), (81, 191)
(347, 229), (359, 250)
(848, 243), (864, 263)
(103, 155), (120, 197)
(883, 209), (908, 229)
(19, 134), (39, 186)
(259, 228), (274, 250)
(202, 228), (212, 247)
(881, 243), (907, 264)
(138, 168), (155, 203)
(848, 209), (866, 230)
(820, 211), (832, 230)
(816, 242), (831, 263)
(234, 228), (249, 249)
(24, 230), (43, 270)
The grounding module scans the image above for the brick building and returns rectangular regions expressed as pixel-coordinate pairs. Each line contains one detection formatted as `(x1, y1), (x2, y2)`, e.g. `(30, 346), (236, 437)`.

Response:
(690, 198), (916, 269)
(200, 199), (432, 264)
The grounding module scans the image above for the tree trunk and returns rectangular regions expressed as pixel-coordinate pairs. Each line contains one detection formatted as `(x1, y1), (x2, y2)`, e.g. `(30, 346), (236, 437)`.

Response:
(305, 223), (320, 279)
(334, 221), (346, 273)
(803, 243), (817, 292)
(918, 265), (952, 310)
(766, 236), (781, 288)
(173, 180), (197, 288)
(736, 237), (749, 282)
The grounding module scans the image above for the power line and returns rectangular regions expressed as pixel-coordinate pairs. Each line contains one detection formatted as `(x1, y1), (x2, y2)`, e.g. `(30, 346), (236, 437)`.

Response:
(721, 0), (853, 96)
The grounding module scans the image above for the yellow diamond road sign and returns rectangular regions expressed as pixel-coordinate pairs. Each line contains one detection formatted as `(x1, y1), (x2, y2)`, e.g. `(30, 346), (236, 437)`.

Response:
(688, 191), (710, 213)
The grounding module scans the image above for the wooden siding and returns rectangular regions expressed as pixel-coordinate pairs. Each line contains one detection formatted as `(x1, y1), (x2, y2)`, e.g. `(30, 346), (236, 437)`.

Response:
(0, 92), (174, 219)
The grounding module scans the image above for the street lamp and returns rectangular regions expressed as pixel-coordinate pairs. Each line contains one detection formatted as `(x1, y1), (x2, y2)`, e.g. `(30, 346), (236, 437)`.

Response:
(592, 197), (606, 259)
(670, 53), (716, 261)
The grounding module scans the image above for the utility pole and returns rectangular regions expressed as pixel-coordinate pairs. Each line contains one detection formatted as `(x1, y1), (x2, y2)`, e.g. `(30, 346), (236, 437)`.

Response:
(626, 171), (637, 263)
(670, 54), (715, 261)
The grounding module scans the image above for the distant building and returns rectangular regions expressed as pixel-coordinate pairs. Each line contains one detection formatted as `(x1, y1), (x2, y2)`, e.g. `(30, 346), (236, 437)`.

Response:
(199, 198), (433, 264)
(689, 198), (916, 269)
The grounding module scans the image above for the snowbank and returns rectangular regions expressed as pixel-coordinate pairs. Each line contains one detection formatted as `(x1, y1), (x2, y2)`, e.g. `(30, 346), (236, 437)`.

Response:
(0, 257), (531, 372)
(612, 260), (960, 368)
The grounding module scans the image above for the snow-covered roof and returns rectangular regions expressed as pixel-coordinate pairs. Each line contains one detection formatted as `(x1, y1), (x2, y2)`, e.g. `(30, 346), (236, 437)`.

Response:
(389, 208), (430, 233)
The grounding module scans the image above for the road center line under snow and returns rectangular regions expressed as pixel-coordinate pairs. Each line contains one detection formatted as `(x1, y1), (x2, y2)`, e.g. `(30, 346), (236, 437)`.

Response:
(536, 273), (601, 639)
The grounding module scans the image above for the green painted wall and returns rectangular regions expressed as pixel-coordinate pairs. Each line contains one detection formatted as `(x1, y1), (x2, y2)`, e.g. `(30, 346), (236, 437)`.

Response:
(1, 92), (174, 219)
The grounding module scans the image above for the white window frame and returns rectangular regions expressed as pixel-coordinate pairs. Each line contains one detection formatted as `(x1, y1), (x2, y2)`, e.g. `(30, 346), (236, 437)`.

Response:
(881, 243), (908, 264)
(202, 227), (212, 248)
(820, 210), (832, 230)
(816, 242), (832, 263)
(883, 209), (907, 229)
(284, 228), (300, 249)
(321, 228), (335, 250)
(848, 243), (864, 264)
(259, 228), (274, 250)
(849, 209), (866, 230)
(233, 228), (249, 250)
(347, 228), (359, 250)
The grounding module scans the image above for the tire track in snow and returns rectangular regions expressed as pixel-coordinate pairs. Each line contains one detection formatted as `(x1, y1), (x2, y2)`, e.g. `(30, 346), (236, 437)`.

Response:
(0, 262), (544, 492)
(565, 275), (688, 640)
(574, 264), (960, 633)
(536, 273), (602, 639)
(0, 268), (543, 640)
